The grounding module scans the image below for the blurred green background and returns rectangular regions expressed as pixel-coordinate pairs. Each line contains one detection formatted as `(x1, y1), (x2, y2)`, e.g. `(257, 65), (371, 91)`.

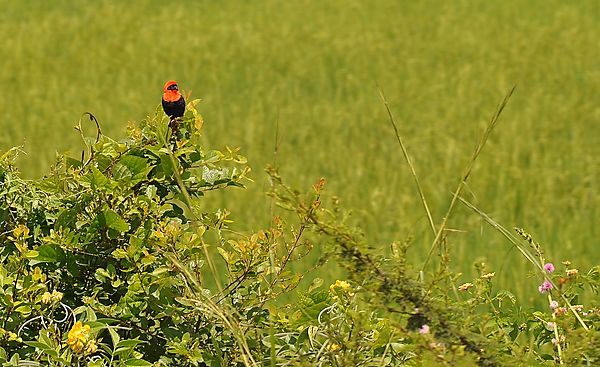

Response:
(1, 0), (598, 302)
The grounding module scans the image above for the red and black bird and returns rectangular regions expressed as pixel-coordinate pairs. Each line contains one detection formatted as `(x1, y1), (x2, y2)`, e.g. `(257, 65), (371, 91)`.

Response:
(162, 80), (185, 119)
(162, 80), (185, 139)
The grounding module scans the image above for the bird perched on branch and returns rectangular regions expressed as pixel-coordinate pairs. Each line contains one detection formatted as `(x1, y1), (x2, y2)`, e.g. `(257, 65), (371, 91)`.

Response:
(162, 80), (185, 138)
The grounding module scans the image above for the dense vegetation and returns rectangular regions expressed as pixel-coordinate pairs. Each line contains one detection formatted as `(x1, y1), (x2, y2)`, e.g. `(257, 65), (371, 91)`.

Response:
(0, 2), (598, 365)
(1, 104), (598, 366)
(1, 1), (599, 301)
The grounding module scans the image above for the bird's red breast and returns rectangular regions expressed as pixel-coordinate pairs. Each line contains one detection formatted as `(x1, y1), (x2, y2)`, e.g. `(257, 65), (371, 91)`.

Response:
(163, 91), (182, 102)
(163, 80), (183, 102)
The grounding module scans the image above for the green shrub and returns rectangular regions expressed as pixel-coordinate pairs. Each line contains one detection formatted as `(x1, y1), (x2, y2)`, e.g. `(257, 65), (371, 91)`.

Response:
(0, 101), (598, 366)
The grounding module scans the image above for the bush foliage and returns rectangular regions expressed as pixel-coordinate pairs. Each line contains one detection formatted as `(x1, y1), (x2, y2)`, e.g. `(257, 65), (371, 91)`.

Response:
(0, 102), (599, 366)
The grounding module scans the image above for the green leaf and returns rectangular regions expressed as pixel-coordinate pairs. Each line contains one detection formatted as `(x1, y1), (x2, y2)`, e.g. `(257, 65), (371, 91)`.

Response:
(217, 247), (231, 263)
(113, 155), (152, 185)
(140, 255), (156, 266)
(65, 156), (82, 169)
(88, 359), (104, 367)
(296, 327), (309, 346)
(30, 244), (66, 264)
(24, 341), (50, 350)
(85, 166), (111, 190)
(24, 250), (39, 259)
(108, 327), (120, 348)
(95, 268), (112, 282)
(112, 248), (128, 259)
(55, 207), (78, 229)
(24, 341), (58, 357)
(175, 297), (198, 307)
(123, 358), (152, 366)
(14, 305), (31, 315)
(116, 339), (146, 349)
(308, 277), (323, 292)
(159, 153), (174, 178)
(101, 209), (130, 232)
(150, 267), (170, 277)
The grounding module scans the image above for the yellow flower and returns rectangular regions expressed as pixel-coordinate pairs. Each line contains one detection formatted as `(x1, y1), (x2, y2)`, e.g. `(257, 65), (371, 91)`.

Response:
(13, 224), (29, 238)
(42, 290), (63, 304)
(330, 280), (351, 292)
(51, 290), (63, 302)
(566, 268), (578, 276)
(67, 322), (91, 353)
(32, 267), (46, 282)
(41, 292), (53, 304)
(327, 343), (341, 352)
(153, 229), (165, 239)
(85, 340), (98, 354)
(237, 239), (260, 254)
(458, 282), (474, 291)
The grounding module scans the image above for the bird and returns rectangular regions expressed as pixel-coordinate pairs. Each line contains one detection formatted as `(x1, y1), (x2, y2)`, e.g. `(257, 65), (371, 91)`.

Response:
(162, 80), (185, 139)
(162, 80), (185, 119)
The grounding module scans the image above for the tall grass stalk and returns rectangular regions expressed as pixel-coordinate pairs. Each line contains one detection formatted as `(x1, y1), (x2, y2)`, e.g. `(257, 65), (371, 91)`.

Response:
(379, 87), (436, 236)
(420, 85), (516, 273)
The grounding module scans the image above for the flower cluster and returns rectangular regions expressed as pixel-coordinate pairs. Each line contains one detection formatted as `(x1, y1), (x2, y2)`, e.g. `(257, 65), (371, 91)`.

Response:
(329, 280), (354, 297)
(538, 280), (553, 293)
(12, 224), (30, 238)
(537, 262), (581, 294)
(330, 280), (351, 292)
(41, 290), (63, 304)
(67, 322), (96, 354)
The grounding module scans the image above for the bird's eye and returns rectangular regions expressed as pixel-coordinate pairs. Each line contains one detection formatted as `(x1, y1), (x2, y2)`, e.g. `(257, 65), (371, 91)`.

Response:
(168, 84), (178, 91)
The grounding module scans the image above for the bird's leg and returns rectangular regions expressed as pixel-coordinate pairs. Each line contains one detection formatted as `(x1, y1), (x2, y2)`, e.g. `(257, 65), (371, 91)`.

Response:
(167, 117), (181, 150)
(169, 117), (180, 137)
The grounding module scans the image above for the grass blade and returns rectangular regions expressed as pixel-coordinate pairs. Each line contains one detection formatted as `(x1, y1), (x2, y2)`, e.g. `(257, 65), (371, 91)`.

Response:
(379, 87), (436, 236)
(420, 85), (516, 272)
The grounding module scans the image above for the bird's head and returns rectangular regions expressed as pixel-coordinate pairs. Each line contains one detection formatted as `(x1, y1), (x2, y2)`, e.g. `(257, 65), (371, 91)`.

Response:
(163, 80), (179, 92)
(163, 80), (182, 102)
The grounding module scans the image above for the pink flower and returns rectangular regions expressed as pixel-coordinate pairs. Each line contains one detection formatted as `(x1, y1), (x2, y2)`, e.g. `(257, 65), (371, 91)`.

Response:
(549, 300), (559, 310)
(538, 280), (553, 293)
(419, 324), (430, 335)
(544, 263), (555, 273)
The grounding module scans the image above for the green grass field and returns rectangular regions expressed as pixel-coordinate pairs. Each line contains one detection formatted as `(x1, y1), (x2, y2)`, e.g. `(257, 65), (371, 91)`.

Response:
(1, 0), (598, 302)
